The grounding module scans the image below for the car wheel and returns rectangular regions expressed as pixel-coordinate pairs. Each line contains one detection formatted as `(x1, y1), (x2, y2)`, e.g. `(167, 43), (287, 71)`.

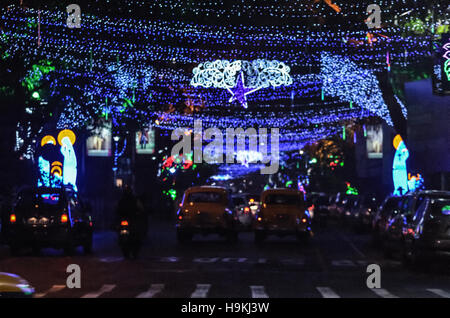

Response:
(121, 246), (131, 259)
(64, 243), (75, 256)
(296, 232), (310, 244)
(409, 245), (428, 272)
(9, 244), (21, 256)
(254, 231), (266, 244)
(382, 244), (393, 259)
(176, 230), (192, 244)
(83, 239), (93, 255)
(227, 231), (238, 244)
(31, 245), (41, 256)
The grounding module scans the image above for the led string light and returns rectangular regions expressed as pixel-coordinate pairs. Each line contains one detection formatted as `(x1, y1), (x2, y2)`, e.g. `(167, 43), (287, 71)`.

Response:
(321, 52), (393, 125)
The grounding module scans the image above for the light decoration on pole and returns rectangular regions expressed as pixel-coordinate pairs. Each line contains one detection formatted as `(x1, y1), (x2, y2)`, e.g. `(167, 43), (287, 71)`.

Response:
(190, 59), (293, 108)
(444, 42), (450, 81)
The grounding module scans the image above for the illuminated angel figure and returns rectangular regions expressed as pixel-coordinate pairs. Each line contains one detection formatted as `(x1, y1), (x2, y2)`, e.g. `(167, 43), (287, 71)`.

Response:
(392, 135), (409, 196)
(59, 130), (77, 191)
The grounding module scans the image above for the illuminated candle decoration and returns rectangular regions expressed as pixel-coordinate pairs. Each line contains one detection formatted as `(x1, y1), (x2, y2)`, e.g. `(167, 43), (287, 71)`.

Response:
(38, 130), (78, 191)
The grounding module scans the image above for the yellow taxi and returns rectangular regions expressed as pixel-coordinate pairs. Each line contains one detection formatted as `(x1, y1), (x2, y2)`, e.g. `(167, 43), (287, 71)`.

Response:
(254, 188), (311, 243)
(0, 272), (34, 298)
(176, 186), (238, 243)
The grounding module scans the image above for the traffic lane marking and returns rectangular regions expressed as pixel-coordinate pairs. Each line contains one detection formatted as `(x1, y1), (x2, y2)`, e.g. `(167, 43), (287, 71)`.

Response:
(81, 284), (116, 298)
(191, 284), (211, 298)
(427, 289), (450, 298)
(34, 285), (66, 298)
(250, 286), (269, 298)
(370, 288), (399, 298)
(316, 287), (340, 298)
(136, 284), (165, 298)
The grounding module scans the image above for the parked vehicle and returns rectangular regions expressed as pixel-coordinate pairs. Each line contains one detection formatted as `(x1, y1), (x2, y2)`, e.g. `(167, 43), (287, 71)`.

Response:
(254, 189), (310, 243)
(350, 195), (379, 232)
(4, 186), (93, 256)
(403, 194), (450, 267)
(340, 195), (359, 223)
(307, 193), (330, 226)
(371, 195), (403, 245)
(383, 191), (450, 261)
(176, 186), (238, 243)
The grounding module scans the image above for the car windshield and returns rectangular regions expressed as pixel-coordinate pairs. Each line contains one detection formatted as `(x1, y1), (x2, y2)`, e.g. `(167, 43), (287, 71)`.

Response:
(187, 192), (224, 203)
(232, 197), (246, 206)
(265, 194), (302, 205)
(16, 190), (64, 217)
(363, 196), (378, 206)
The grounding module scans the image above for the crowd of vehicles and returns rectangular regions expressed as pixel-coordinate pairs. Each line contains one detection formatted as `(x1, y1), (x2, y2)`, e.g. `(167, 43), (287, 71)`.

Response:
(307, 189), (450, 268)
(176, 186), (311, 244)
(1, 184), (449, 268)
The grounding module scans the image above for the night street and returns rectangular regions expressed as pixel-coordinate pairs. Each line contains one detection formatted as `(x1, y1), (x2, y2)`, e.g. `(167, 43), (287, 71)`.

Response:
(1, 218), (449, 298)
(1, 0), (450, 312)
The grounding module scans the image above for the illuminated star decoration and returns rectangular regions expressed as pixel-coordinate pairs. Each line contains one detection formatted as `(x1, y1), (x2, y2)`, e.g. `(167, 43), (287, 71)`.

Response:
(227, 72), (261, 109)
(191, 59), (292, 109)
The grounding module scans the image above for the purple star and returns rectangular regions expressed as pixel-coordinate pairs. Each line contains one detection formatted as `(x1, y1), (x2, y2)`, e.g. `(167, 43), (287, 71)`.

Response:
(227, 72), (261, 109)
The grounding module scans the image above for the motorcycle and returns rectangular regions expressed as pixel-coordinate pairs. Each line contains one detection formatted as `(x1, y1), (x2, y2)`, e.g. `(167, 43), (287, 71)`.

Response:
(118, 219), (142, 259)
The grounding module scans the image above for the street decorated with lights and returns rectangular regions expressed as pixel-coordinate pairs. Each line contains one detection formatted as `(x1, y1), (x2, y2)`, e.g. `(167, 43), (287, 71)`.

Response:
(1, 1), (450, 302)
(0, 1), (448, 187)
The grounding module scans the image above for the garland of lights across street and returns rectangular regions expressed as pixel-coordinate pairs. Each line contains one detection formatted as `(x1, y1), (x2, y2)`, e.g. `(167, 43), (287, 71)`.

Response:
(1, 2), (441, 155)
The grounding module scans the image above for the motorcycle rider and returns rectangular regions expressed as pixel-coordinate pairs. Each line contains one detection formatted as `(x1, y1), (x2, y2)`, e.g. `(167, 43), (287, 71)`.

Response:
(116, 185), (147, 259)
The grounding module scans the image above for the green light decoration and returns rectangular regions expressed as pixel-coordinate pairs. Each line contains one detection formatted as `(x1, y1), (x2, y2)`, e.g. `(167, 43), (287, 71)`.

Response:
(285, 180), (293, 187)
(309, 158), (318, 164)
(167, 189), (177, 201)
(444, 59), (450, 81)
(340, 162), (344, 167)
(120, 97), (134, 113)
(21, 61), (55, 91)
(345, 182), (359, 195)
(31, 91), (40, 100)
(342, 126), (346, 140)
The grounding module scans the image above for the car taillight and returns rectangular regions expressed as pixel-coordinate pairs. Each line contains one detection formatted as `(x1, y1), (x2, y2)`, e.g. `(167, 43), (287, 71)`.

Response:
(178, 215), (183, 220)
(244, 207), (250, 213)
(301, 217), (308, 223)
(61, 214), (68, 223)
(10, 214), (16, 224)
(257, 216), (262, 222)
(121, 220), (129, 226)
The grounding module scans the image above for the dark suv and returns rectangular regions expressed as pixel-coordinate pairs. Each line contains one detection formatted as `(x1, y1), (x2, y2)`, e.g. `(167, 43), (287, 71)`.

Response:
(382, 191), (450, 260)
(403, 193), (450, 266)
(4, 186), (93, 255)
